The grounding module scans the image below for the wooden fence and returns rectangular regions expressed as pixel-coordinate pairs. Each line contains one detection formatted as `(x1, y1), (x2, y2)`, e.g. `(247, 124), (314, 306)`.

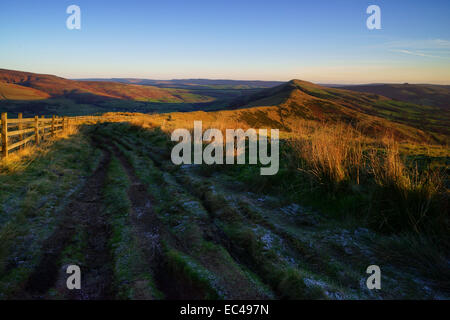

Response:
(0, 113), (132, 159)
(0, 112), (71, 159)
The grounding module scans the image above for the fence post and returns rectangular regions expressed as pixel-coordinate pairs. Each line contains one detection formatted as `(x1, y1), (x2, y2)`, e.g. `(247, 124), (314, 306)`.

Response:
(62, 116), (66, 132)
(51, 115), (55, 137)
(18, 113), (23, 150)
(1, 113), (8, 158)
(34, 116), (40, 145)
(40, 115), (45, 141)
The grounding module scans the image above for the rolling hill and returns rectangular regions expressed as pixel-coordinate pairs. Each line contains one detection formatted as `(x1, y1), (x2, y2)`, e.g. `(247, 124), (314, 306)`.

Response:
(1, 69), (449, 143)
(334, 83), (450, 110)
(0, 82), (50, 100)
(0, 69), (213, 103)
(76, 78), (285, 103)
(75, 78), (284, 89)
(150, 80), (449, 144)
(232, 80), (450, 140)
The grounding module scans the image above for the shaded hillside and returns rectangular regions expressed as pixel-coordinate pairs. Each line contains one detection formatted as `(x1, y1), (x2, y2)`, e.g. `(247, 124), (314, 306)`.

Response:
(76, 78), (284, 89)
(334, 84), (450, 110)
(76, 78), (284, 103)
(76, 81), (213, 103)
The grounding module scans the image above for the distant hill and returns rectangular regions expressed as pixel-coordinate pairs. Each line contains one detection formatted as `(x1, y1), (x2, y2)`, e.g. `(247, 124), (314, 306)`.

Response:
(333, 84), (450, 110)
(1, 69), (448, 143)
(75, 78), (284, 90)
(0, 82), (50, 100)
(74, 78), (284, 103)
(0, 69), (213, 103)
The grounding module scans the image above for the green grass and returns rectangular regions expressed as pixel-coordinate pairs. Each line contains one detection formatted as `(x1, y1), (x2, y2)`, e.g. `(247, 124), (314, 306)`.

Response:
(93, 123), (278, 299)
(0, 131), (100, 298)
(1, 121), (447, 299)
(122, 122), (448, 296)
(103, 156), (163, 299)
(165, 246), (222, 299)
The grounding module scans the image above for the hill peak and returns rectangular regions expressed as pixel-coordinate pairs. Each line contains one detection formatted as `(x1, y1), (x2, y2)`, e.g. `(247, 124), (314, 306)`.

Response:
(287, 79), (312, 85)
(287, 79), (324, 90)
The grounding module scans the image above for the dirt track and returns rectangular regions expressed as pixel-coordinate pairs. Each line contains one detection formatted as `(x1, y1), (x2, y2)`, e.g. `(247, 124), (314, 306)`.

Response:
(105, 138), (207, 299)
(24, 148), (115, 299)
(21, 130), (205, 299)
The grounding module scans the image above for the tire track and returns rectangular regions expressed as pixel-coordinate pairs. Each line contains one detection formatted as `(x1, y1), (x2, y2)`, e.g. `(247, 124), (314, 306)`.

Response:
(24, 146), (116, 299)
(99, 135), (207, 299)
(108, 131), (322, 298)
(104, 131), (277, 297)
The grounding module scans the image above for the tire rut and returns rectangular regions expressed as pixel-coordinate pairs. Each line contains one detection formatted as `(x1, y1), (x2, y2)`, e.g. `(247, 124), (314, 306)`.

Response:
(103, 138), (206, 299)
(24, 147), (116, 300)
(107, 133), (276, 296)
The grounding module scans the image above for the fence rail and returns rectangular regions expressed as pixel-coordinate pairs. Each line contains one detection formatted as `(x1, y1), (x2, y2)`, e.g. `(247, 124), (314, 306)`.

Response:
(0, 112), (72, 158)
(1, 113), (129, 159)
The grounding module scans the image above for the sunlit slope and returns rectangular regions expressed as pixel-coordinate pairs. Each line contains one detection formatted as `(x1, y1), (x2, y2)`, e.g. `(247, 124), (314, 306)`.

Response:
(137, 80), (448, 144)
(224, 80), (449, 142)
(0, 82), (50, 100)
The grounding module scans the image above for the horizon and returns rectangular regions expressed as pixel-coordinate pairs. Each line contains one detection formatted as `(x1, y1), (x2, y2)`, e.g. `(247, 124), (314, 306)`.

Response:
(3, 67), (450, 86)
(1, 0), (450, 84)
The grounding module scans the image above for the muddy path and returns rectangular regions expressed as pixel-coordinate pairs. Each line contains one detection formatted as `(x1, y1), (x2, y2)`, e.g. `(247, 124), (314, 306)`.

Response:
(23, 145), (115, 299)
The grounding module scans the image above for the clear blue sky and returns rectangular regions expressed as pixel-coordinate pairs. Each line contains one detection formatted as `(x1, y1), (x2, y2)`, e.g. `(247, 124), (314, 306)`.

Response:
(1, 0), (449, 83)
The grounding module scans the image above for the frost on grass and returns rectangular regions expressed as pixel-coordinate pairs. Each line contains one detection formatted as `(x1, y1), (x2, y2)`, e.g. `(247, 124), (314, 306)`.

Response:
(280, 203), (321, 226)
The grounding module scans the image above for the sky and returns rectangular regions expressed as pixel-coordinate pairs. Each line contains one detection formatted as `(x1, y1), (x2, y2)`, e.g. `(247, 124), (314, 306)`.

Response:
(1, 0), (449, 84)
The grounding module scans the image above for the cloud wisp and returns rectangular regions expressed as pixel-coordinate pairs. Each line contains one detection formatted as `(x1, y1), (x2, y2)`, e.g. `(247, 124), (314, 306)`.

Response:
(389, 49), (446, 59)
(386, 39), (450, 60)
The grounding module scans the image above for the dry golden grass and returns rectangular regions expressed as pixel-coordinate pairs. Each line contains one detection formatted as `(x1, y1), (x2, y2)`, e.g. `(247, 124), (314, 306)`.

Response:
(284, 120), (448, 234)
(0, 123), (81, 174)
(288, 122), (365, 186)
(109, 110), (446, 237)
(285, 119), (447, 186)
(369, 137), (409, 190)
(367, 136), (447, 233)
(6, 111), (444, 206)
(100, 112), (448, 179)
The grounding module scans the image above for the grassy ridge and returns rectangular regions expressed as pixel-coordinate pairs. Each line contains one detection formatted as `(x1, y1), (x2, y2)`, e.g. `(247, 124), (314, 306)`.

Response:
(230, 80), (450, 142)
